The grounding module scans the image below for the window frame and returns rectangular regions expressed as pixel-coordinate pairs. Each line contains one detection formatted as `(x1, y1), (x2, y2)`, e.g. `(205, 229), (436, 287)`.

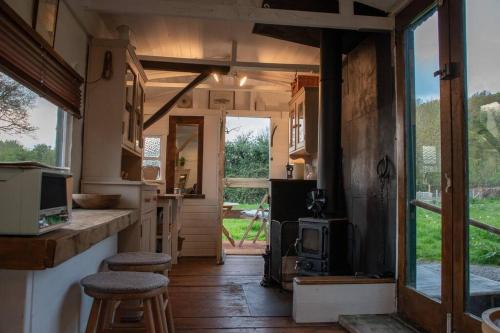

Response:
(0, 70), (72, 168)
(142, 134), (165, 181)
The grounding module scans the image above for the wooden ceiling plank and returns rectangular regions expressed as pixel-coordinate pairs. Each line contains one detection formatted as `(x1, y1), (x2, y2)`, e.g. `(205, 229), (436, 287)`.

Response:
(83, 0), (394, 31)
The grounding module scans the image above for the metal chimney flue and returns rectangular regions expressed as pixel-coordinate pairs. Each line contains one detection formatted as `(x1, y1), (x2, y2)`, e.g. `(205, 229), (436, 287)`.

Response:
(317, 29), (346, 218)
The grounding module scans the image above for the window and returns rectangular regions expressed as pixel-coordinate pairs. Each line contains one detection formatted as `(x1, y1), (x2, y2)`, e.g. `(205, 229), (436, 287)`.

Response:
(464, 0), (500, 317)
(0, 71), (70, 168)
(143, 135), (163, 181)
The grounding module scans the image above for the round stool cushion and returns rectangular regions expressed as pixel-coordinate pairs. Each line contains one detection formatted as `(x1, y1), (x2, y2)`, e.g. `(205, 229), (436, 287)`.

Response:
(81, 271), (168, 295)
(106, 252), (172, 267)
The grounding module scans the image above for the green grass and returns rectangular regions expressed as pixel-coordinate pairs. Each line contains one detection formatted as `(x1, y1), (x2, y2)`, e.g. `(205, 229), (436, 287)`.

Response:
(223, 199), (499, 265)
(223, 218), (267, 241)
(416, 198), (500, 265)
(223, 203), (267, 241)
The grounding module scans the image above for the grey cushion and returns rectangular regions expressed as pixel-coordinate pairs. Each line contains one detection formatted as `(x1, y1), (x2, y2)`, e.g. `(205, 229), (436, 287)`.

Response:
(81, 271), (168, 294)
(106, 252), (172, 267)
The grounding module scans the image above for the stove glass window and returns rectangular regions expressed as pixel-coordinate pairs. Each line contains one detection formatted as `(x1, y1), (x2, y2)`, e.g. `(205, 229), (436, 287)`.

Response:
(302, 228), (320, 253)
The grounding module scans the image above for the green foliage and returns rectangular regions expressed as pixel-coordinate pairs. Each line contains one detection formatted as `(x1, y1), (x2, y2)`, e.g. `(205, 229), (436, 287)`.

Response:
(0, 73), (37, 135)
(224, 130), (269, 204)
(414, 91), (500, 190)
(0, 140), (56, 166)
(224, 188), (268, 205)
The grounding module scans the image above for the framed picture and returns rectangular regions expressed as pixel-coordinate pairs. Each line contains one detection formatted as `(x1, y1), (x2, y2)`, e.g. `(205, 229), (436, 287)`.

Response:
(209, 90), (235, 110)
(33, 0), (60, 46)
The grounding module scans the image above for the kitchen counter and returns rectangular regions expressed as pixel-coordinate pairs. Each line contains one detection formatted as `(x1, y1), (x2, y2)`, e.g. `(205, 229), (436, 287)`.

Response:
(0, 209), (139, 270)
(0, 209), (139, 333)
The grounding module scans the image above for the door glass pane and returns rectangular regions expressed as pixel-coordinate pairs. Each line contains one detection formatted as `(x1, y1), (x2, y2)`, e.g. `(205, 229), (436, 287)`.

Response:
(464, 0), (500, 317)
(405, 9), (443, 301)
(289, 110), (296, 148)
(298, 102), (305, 144)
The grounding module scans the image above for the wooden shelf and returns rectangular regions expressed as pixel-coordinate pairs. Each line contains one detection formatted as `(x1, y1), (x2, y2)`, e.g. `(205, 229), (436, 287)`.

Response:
(294, 276), (395, 286)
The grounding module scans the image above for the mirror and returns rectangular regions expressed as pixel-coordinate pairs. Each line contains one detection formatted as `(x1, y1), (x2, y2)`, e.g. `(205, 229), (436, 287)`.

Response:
(167, 116), (204, 195)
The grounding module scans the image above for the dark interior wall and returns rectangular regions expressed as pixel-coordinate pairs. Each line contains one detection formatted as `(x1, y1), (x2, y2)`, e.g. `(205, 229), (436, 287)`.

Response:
(341, 34), (396, 275)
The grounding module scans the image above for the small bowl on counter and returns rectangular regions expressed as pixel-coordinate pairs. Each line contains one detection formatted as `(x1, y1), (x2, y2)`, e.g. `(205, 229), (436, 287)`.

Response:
(72, 194), (121, 210)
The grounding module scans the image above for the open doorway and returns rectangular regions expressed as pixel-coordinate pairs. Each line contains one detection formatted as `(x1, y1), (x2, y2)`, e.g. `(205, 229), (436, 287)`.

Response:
(222, 116), (270, 255)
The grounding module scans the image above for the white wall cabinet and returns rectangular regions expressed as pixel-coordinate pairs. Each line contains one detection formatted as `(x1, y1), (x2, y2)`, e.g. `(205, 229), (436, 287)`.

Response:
(82, 37), (156, 252)
(289, 87), (319, 157)
(83, 38), (147, 182)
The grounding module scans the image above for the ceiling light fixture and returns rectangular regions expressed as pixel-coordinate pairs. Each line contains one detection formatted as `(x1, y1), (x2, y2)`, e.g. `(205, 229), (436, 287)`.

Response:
(239, 75), (247, 87)
(212, 73), (220, 82)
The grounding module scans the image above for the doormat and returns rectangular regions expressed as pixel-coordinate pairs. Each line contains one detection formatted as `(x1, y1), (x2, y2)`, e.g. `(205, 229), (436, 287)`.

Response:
(339, 314), (422, 333)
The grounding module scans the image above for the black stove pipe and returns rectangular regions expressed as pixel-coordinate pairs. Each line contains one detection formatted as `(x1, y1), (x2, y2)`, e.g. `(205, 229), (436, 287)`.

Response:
(317, 29), (346, 218)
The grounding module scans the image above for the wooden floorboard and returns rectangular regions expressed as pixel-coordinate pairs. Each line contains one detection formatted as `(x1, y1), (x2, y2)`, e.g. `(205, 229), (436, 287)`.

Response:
(169, 256), (345, 332)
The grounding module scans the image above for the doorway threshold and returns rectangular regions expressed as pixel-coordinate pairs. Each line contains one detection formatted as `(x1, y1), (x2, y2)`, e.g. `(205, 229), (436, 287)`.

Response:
(339, 314), (422, 333)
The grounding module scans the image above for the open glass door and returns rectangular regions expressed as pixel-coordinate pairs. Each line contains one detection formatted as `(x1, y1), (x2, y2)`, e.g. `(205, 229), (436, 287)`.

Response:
(405, 9), (444, 302)
(398, 4), (454, 331)
(462, 0), (500, 324)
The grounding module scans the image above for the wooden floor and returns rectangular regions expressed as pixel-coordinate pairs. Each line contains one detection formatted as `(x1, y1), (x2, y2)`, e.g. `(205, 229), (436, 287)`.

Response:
(169, 255), (346, 332)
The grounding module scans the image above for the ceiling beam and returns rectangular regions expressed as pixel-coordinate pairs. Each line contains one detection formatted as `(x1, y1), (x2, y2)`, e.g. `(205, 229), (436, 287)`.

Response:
(141, 60), (230, 74)
(82, 0), (394, 31)
(339, 0), (354, 16)
(145, 81), (291, 92)
(139, 55), (319, 73)
(143, 71), (210, 129)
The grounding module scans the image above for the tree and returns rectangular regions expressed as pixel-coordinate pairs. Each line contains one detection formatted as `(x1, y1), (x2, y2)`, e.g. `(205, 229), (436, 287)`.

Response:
(0, 73), (37, 135)
(224, 130), (269, 204)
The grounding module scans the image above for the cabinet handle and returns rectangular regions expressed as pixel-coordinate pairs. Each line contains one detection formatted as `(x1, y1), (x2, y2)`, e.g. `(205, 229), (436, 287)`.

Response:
(145, 197), (151, 203)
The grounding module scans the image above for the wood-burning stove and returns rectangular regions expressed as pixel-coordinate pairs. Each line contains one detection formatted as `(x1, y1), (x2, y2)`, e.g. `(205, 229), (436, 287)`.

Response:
(296, 217), (350, 275)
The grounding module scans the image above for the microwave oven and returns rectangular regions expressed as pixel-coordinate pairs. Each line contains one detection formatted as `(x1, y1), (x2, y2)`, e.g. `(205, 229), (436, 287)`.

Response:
(0, 163), (72, 235)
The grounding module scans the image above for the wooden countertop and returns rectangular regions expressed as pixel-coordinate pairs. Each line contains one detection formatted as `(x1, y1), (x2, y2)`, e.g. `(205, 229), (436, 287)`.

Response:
(158, 194), (183, 199)
(0, 209), (139, 270)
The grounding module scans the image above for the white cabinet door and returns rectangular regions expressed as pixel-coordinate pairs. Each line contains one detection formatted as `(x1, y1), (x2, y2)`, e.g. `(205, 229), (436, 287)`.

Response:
(140, 210), (156, 252)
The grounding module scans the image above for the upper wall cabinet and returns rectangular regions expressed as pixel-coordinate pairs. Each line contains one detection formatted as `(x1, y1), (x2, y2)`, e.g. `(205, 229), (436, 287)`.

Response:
(289, 87), (319, 157)
(83, 39), (147, 182)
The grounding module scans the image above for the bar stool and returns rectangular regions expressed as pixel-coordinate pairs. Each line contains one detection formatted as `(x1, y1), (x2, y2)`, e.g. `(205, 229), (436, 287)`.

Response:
(106, 252), (174, 333)
(81, 271), (168, 333)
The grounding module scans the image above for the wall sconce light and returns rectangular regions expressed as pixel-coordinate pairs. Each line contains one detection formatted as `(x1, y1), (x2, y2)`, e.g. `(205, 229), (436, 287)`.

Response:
(239, 75), (247, 87)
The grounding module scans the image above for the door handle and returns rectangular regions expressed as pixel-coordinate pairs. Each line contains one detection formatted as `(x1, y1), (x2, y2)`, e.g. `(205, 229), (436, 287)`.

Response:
(444, 173), (452, 193)
(434, 63), (456, 80)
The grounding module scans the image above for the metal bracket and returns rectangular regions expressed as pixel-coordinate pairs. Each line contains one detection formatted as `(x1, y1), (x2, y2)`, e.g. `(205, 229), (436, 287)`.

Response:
(434, 62), (456, 80)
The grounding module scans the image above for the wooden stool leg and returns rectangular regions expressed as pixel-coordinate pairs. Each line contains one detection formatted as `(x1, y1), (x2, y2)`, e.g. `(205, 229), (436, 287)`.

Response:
(158, 295), (172, 333)
(154, 295), (168, 333)
(96, 300), (110, 332)
(143, 299), (156, 333)
(163, 290), (175, 333)
(85, 299), (102, 333)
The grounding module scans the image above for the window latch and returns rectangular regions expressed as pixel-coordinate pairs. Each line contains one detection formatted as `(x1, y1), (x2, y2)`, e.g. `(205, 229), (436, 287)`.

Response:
(434, 63), (456, 80)
(444, 173), (452, 193)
